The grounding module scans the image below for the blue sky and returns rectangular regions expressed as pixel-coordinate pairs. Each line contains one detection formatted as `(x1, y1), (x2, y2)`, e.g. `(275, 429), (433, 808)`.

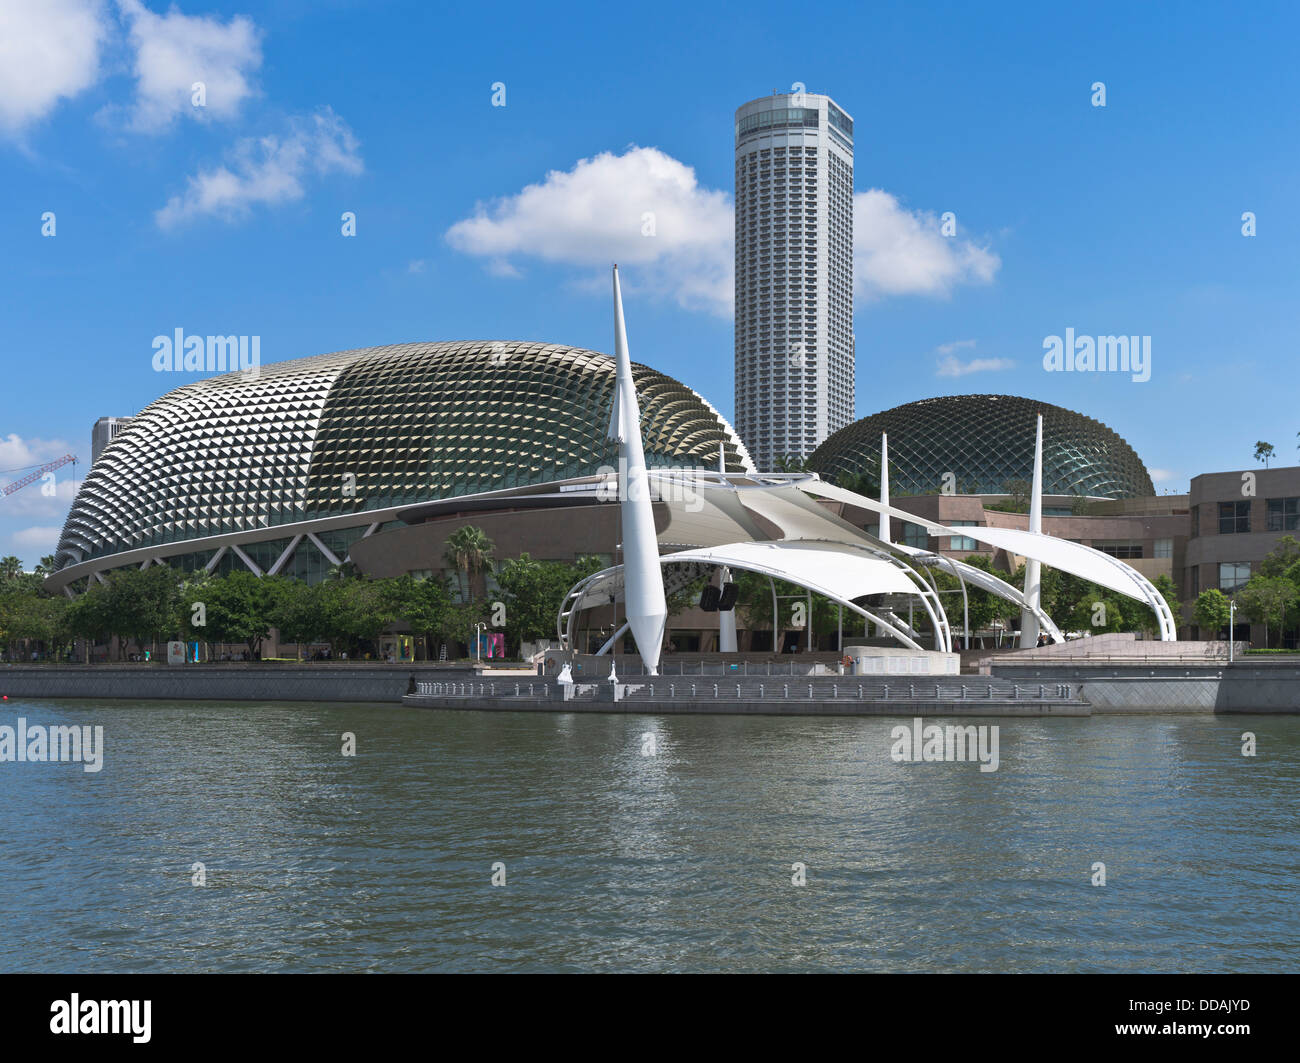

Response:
(2, 0), (1298, 565)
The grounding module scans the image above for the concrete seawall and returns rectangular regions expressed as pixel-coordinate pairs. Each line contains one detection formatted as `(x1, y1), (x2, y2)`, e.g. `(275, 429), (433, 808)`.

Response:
(0, 663), (478, 703)
(989, 661), (1300, 714)
(4, 660), (1296, 715)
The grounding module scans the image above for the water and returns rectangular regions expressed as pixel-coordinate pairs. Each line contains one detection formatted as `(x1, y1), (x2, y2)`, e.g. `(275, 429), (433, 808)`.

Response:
(1, 698), (1297, 972)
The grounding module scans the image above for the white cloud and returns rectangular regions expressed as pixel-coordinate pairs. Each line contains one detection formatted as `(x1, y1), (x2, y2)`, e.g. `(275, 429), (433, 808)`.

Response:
(155, 107), (362, 228)
(10, 525), (65, 552)
(407, 259), (427, 273)
(936, 338), (977, 356)
(0, 434), (81, 520)
(117, 0), (262, 132)
(0, 0), (110, 135)
(446, 149), (1004, 316)
(937, 354), (1015, 377)
(855, 189), (1000, 299)
(1148, 468), (1174, 482)
(446, 146), (734, 316)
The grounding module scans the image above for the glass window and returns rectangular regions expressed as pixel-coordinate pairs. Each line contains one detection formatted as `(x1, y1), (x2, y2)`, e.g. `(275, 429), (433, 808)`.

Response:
(1190, 504), (1199, 537)
(1093, 541), (1143, 559)
(1266, 497), (1300, 532)
(1219, 500), (1250, 534)
(1219, 562), (1251, 593)
(1153, 538), (1173, 558)
(948, 520), (978, 552)
(902, 522), (928, 549)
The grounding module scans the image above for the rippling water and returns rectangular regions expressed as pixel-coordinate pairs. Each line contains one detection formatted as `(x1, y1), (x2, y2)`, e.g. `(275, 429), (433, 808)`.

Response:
(1, 699), (1297, 972)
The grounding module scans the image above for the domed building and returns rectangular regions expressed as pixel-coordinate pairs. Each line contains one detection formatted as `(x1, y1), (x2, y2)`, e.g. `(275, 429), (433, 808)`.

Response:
(49, 341), (753, 590)
(807, 394), (1154, 500)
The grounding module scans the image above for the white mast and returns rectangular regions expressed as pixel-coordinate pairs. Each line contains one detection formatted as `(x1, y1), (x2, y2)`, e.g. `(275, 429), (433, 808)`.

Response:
(878, 432), (891, 545)
(1019, 414), (1044, 648)
(608, 265), (668, 674)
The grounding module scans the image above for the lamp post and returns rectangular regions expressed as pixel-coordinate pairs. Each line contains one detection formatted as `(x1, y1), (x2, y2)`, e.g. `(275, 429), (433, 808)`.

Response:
(475, 621), (486, 663)
(1228, 600), (1236, 664)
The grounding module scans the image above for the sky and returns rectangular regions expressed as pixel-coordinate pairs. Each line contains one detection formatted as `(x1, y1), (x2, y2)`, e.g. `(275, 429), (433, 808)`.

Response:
(2, 0), (1298, 567)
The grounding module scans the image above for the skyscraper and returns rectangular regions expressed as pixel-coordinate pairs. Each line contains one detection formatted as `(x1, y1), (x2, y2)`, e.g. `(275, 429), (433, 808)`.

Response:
(734, 91), (854, 472)
(91, 416), (133, 465)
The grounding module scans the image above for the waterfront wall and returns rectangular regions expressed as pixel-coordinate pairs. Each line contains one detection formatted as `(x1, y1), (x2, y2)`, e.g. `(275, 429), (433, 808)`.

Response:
(0, 663), (478, 703)
(989, 661), (1300, 713)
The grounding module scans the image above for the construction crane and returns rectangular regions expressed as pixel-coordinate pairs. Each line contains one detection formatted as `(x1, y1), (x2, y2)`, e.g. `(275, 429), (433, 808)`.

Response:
(0, 454), (78, 499)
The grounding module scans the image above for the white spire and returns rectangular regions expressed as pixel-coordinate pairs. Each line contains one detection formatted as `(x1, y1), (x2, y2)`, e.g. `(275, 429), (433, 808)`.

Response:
(878, 432), (891, 545)
(1019, 413), (1044, 648)
(608, 265), (668, 674)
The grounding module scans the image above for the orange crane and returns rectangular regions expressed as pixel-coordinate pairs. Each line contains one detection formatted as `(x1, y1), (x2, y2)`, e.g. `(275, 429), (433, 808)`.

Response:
(0, 454), (78, 499)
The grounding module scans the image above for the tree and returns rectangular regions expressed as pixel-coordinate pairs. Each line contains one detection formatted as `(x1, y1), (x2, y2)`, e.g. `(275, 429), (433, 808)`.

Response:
(494, 553), (583, 654)
(443, 525), (495, 601)
(774, 454), (806, 474)
(1236, 576), (1299, 648)
(65, 582), (117, 657)
(272, 579), (328, 657)
(315, 578), (396, 657)
(33, 555), (59, 577)
(1258, 535), (1300, 579)
(198, 571), (287, 659)
(379, 574), (453, 655)
(1193, 588), (1231, 638)
(1254, 441), (1275, 467)
(0, 556), (24, 581)
(97, 566), (181, 658)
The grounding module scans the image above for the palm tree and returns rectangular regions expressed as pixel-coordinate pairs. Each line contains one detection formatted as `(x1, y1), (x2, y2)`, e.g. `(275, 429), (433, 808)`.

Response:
(443, 526), (495, 601)
(774, 454), (806, 474)
(0, 556), (23, 581)
(34, 555), (58, 577)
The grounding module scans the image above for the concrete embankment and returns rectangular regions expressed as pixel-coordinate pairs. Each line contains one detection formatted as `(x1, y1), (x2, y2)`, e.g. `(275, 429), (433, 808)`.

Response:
(403, 676), (1091, 716)
(989, 661), (1300, 713)
(0, 663), (481, 703)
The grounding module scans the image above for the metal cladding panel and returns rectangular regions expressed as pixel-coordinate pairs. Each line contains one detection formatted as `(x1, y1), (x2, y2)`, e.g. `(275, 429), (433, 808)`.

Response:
(807, 394), (1154, 499)
(55, 341), (754, 568)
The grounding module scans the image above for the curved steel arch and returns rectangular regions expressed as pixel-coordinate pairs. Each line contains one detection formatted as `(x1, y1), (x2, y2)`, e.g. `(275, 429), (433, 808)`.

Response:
(558, 540), (954, 654)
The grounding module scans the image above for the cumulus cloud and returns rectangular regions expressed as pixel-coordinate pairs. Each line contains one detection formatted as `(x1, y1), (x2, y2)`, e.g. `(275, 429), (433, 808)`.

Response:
(155, 107), (362, 228)
(10, 525), (66, 552)
(855, 189), (1000, 299)
(0, 434), (81, 520)
(446, 146), (734, 316)
(936, 353), (1015, 377)
(0, 0), (111, 135)
(117, 0), (262, 132)
(446, 149), (1003, 316)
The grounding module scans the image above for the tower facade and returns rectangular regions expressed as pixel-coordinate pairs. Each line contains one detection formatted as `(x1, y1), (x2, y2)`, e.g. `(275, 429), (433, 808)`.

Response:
(734, 91), (854, 472)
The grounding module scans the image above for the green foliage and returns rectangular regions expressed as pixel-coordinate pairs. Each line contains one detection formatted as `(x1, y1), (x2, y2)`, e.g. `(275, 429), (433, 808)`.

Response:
(1235, 576), (1299, 648)
(494, 553), (582, 652)
(194, 570), (286, 658)
(1193, 588), (1231, 635)
(443, 525), (495, 601)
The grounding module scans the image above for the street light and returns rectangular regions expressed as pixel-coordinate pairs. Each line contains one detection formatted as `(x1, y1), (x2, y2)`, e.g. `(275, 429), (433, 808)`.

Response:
(474, 621), (487, 663)
(1228, 599), (1236, 664)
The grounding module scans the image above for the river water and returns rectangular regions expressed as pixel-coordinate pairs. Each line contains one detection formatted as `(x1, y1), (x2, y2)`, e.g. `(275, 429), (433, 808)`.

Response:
(1, 699), (1296, 972)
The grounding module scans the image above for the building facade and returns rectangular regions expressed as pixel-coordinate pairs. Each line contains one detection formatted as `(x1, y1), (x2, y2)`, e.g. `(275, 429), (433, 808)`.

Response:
(91, 416), (134, 465)
(49, 341), (754, 594)
(734, 91), (855, 472)
(1186, 465), (1300, 645)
